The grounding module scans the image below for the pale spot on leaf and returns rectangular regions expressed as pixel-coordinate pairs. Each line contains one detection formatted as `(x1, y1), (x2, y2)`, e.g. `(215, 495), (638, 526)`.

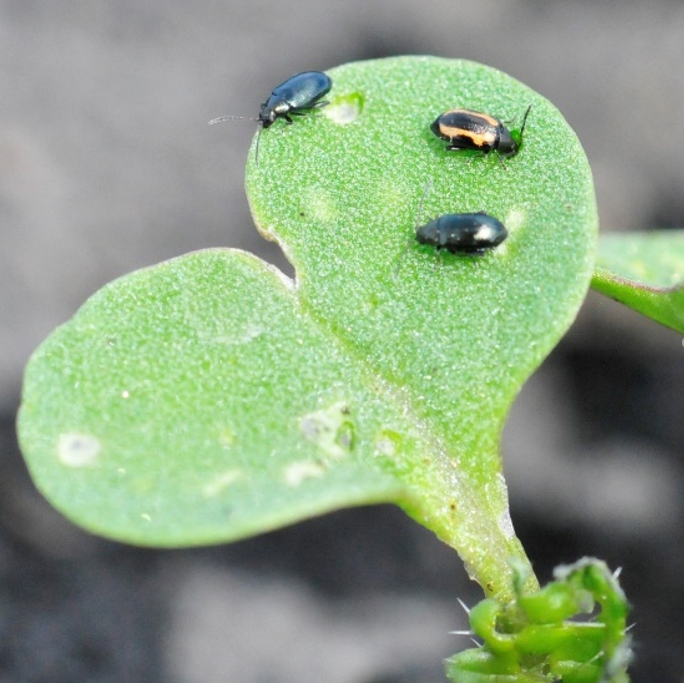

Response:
(57, 433), (101, 467)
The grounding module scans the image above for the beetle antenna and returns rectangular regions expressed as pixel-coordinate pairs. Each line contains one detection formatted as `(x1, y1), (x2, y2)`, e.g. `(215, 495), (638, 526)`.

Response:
(208, 115), (258, 125)
(392, 236), (414, 281)
(254, 126), (262, 166)
(519, 104), (532, 139)
(209, 114), (262, 167)
(415, 178), (433, 228)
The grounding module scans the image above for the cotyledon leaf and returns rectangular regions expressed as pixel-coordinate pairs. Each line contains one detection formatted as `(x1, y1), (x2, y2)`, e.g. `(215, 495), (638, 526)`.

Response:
(18, 57), (597, 601)
(593, 230), (684, 333)
(19, 250), (413, 543)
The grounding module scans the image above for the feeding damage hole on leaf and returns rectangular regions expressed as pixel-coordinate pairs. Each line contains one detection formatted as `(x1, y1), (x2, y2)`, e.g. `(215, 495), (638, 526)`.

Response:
(323, 92), (364, 125)
(374, 429), (403, 458)
(57, 433), (101, 468)
(284, 461), (327, 487)
(202, 469), (244, 497)
(299, 401), (355, 459)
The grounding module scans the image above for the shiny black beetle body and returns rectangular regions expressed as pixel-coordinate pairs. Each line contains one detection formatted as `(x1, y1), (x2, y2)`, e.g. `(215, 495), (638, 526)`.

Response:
(209, 71), (332, 164)
(416, 212), (508, 256)
(431, 105), (531, 159)
(258, 71), (332, 128)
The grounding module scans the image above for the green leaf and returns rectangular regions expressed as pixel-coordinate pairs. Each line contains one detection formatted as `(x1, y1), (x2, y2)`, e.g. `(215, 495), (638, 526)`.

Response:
(18, 56), (597, 601)
(592, 231), (684, 333)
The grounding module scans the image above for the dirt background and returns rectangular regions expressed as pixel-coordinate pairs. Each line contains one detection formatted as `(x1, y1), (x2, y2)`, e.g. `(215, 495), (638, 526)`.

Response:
(1, 1), (683, 681)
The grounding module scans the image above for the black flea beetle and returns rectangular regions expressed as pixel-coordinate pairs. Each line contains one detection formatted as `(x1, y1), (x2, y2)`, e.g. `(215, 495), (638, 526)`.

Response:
(431, 105), (531, 162)
(257, 71), (332, 128)
(416, 212), (508, 256)
(394, 182), (508, 276)
(209, 71), (332, 163)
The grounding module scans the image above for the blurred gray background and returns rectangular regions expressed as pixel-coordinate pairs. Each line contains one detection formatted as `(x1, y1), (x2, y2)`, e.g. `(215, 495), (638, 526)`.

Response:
(1, 1), (683, 681)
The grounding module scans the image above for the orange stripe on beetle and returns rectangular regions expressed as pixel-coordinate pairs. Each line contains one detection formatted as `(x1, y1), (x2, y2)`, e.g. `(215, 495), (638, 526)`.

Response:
(431, 105), (531, 161)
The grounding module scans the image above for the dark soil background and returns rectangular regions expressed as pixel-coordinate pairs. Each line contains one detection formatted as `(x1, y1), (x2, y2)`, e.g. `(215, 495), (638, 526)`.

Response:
(1, 2), (683, 682)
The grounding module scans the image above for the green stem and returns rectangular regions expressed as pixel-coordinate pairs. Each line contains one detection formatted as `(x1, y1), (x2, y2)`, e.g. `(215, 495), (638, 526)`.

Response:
(402, 436), (539, 602)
